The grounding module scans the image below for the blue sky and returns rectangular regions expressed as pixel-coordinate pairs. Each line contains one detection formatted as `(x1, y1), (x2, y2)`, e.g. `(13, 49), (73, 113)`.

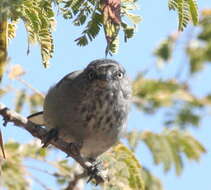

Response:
(1, 0), (211, 190)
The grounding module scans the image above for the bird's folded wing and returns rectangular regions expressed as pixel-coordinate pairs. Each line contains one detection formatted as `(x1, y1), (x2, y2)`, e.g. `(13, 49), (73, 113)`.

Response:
(28, 111), (45, 125)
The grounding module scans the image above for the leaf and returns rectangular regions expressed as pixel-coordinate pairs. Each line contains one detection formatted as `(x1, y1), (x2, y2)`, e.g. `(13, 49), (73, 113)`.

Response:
(15, 90), (27, 113)
(38, 28), (54, 67)
(168, 0), (178, 10)
(75, 11), (102, 46)
(20, 0), (55, 67)
(141, 167), (163, 190)
(168, 0), (199, 31)
(102, 0), (121, 25)
(178, 0), (189, 31)
(2, 141), (30, 190)
(141, 129), (206, 175)
(29, 92), (44, 113)
(8, 64), (25, 79)
(0, 19), (8, 82)
(8, 21), (17, 39)
(127, 13), (141, 24)
(62, 0), (139, 54)
(188, 0), (198, 25)
(154, 38), (174, 63)
(101, 143), (145, 190)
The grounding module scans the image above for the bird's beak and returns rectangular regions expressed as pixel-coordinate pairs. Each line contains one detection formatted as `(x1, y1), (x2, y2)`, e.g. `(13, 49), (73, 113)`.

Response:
(97, 73), (112, 81)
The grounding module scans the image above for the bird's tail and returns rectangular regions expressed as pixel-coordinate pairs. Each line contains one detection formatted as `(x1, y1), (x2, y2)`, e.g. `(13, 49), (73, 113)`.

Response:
(28, 111), (45, 126)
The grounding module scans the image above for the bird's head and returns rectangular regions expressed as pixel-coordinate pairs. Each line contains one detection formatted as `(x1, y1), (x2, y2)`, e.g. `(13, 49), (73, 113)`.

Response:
(84, 59), (131, 98)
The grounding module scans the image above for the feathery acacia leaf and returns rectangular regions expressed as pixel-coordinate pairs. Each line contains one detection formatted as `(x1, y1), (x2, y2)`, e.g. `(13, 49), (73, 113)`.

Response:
(102, 143), (145, 190)
(8, 21), (17, 40)
(188, 0), (198, 25)
(8, 0), (56, 67)
(168, 0), (199, 31)
(15, 90), (27, 113)
(62, 0), (141, 55)
(141, 129), (206, 175)
(141, 167), (163, 190)
(0, 17), (8, 81)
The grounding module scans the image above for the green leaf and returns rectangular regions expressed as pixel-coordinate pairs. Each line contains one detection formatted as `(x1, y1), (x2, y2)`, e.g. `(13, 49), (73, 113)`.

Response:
(2, 141), (30, 190)
(141, 167), (163, 190)
(15, 89), (27, 113)
(127, 13), (142, 24)
(20, 0), (55, 67)
(141, 129), (206, 175)
(168, 0), (199, 31)
(101, 143), (145, 190)
(168, 0), (178, 10)
(188, 0), (198, 25)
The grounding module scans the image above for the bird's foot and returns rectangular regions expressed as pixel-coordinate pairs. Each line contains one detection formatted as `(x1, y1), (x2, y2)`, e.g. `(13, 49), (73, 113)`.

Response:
(87, 159), (106, 185)
(42, 128), (59, 148)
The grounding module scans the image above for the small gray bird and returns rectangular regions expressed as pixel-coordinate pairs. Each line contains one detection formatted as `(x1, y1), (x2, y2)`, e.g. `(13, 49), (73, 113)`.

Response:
(28, 59), (131, 161)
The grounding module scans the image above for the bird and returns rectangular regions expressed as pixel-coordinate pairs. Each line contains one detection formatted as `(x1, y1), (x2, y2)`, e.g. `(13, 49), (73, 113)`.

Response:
(28, 59), (131, 162)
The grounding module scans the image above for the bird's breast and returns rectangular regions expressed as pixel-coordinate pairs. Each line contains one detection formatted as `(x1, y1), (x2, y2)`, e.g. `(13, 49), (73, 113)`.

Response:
(79, 88), (129, 158)
(82, 89), (128, 131)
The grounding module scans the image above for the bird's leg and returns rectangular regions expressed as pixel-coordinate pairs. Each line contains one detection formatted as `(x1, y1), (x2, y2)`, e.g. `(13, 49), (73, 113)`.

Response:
(87, 158), (105, 184)
(42, 128), (59, 148)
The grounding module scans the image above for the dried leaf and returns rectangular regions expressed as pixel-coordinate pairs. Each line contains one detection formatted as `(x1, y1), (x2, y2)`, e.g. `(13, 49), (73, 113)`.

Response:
(8, 64), (25, 79)
(102, 0), (121, 25)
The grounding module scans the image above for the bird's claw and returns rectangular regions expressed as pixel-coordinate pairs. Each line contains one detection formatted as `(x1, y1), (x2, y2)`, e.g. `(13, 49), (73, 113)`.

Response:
(87, 160), (105, 185)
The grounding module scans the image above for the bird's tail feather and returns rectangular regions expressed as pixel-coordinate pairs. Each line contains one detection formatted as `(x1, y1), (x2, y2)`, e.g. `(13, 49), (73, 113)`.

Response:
(28, 111), (45, 126)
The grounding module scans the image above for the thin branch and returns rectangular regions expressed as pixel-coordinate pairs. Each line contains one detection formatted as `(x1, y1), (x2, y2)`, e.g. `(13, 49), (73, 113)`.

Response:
(16, 77), (45, 98)
(25, 165), (55, 176)
(0, 103), (106, 184)
(65, 172), (86, 190)
(65, 164), (86, 190)
(28, 172), (52, 190)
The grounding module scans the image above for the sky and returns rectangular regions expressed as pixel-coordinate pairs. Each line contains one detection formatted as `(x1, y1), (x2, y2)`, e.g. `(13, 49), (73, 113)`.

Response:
(1, 0), (211, 190)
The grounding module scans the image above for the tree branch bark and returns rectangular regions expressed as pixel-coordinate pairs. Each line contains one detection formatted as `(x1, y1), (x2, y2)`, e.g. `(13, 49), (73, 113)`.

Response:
(0, 103), (106, 184)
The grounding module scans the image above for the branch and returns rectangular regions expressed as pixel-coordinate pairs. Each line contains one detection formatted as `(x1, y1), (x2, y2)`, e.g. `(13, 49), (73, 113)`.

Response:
(0, 103), (106, 184)
(65, 172), (86, 190)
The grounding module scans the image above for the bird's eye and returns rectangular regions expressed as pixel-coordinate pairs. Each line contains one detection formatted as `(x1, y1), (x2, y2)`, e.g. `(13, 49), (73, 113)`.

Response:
(116, 72), (124, 79)
(88, 71), (95, 80)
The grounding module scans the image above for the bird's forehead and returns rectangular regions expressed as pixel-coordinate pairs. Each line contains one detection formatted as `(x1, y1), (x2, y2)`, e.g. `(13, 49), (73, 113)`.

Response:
(86, 59), (124, 72)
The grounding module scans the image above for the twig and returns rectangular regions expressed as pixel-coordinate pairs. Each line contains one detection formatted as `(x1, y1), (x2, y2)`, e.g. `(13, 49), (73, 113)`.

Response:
(16, 77), (45, 98)
(65, 172), (86, 190)
(0, 129), (5, 159)
(28, 172), (52, 190)
(65, 164), (86, 190)
(0, 103), (106, 184)
(24, 165), (55, 176)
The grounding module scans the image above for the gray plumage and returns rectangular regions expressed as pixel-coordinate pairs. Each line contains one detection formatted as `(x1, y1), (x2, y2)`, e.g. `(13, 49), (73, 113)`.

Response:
(29, 59), (131, 160)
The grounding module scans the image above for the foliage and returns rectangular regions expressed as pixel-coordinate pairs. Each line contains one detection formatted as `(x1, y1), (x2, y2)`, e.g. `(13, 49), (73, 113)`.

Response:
(0, 0), (55, 79)
(61, 0), (141, 55)
(126, 129), (206, 175)
(101, 143), (145, 190)
(142, 129), (206, 175)
(1, 140), (48, 190)
(168, 0), (199, 31)
(0, 0), (200, 79)
(141, 167), (163, 190)
(186, 10), (211, 74)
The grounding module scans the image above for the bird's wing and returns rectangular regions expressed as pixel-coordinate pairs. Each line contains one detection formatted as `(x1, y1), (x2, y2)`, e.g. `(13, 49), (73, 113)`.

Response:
(28, 111), (45, 125)
(55, 70), (83, 88)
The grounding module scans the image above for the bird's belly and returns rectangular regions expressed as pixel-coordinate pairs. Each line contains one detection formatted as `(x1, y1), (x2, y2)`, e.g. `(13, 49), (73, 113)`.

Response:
(79, 98), (128, 158)
(80, 129), (118, 158)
